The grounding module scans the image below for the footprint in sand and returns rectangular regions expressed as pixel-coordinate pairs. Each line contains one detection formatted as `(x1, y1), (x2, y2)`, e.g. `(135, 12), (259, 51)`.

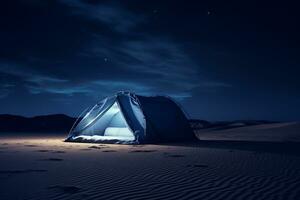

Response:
(47, 185), (81, 194)
(102, 150), (117, 153)
(52, 151), (65, 154)
(89, 145), (109, 149)
(164, 153), (185, 158)
(129, 150), (157, 153)
(35, 150), (65, 153)
(186, 164), (208, 168)
(88, 146), (103, 149)
(0, 169), (47, 175)
(36, 150), (50, 153)
(168, 155), (185, 158)
(24, 144), (38, 147)
(39, 158), (64, 162)
(98, 144), (109, 147)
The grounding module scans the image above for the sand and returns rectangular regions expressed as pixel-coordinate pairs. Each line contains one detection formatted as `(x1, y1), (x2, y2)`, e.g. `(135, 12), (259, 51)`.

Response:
(0, 133), (300, 200)
(196, 122), (300, 142)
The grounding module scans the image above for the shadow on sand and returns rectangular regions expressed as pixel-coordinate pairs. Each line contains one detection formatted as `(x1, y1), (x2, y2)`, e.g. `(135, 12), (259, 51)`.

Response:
(159, 140), (300, 156)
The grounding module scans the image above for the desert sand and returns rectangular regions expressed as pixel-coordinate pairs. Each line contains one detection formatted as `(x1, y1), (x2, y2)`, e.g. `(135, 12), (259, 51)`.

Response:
(1, 125), (300, 200)
(196, 122), (300, 142)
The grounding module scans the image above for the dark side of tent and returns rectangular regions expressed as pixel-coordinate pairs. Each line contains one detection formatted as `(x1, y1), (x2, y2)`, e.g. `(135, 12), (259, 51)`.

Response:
(65, 92), (196, 144)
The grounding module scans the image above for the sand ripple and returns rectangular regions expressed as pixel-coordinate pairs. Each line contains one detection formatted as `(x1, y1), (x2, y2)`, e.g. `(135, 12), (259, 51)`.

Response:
(0, 138), (300, 200)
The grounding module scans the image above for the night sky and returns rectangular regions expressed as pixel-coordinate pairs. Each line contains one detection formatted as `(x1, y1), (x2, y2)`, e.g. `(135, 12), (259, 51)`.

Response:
(0, 0), (299, 121)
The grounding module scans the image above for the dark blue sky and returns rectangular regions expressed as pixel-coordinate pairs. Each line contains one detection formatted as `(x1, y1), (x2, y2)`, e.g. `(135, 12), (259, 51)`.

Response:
(0, 0), (299, 120)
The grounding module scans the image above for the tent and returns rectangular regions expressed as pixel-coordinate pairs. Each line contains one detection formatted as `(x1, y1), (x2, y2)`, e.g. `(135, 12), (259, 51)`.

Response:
(65, 92), (196, 144)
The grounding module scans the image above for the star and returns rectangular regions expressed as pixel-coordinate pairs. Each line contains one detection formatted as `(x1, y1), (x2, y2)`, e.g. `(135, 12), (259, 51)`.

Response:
(104, 58), (108, 62)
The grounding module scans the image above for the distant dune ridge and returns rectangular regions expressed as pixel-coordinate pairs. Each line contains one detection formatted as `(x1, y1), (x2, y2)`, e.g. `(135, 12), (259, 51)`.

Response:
(193, 120), (300, 143)
(0, 114), (300, 143)
(189, 119), (277, 130)
(0, 114), (76, 132)
(0, 114), (275, 133)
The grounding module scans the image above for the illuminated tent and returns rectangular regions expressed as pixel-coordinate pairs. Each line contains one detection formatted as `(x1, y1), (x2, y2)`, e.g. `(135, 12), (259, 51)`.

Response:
(65, 92), (195, 144)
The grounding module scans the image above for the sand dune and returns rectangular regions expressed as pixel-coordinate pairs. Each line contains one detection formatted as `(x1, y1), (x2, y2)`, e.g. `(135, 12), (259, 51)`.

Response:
(196, 122), (300, 142)
(0, 135), (300, 200)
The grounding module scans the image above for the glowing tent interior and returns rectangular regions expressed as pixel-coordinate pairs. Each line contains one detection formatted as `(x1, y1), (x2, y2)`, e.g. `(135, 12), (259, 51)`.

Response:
(65, 92), (195, 144)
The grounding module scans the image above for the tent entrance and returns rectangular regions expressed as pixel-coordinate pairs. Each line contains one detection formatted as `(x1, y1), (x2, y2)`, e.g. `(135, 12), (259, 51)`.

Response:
(73, 102), (135, 142)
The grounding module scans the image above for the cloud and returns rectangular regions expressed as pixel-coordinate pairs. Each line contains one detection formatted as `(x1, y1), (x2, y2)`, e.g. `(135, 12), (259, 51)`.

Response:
(29, 76), (68, 84)
(0, 63), (67, 83)
(27, 85), (92, 95)
(93, 80), (153, 95)
(0, 63), (72, 96)
(0, 1), (231, 102)
(201, 81), (232, 88)
(79, 36), (205, 98)
(0, 73), (16, 99)
(61, 0), (145, 33)
(0, 85), (12, 99)
(0, 35), (230, 101)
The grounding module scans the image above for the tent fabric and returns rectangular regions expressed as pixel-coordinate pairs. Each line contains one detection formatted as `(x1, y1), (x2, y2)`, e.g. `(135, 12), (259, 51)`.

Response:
(65, 92), (196, 144)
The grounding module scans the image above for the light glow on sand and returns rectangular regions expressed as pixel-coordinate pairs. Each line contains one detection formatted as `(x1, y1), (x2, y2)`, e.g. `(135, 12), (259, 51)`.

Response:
(73, 134), (135, 142)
